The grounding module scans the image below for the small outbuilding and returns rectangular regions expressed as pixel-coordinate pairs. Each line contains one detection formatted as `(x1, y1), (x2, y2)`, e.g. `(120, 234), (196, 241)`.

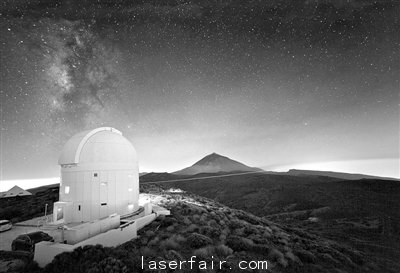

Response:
(1, 185), (32, 198)
(53, 127), (139, 224)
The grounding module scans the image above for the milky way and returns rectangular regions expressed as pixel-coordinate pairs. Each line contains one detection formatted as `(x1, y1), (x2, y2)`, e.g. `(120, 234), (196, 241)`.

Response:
(1, 0), (399, 180)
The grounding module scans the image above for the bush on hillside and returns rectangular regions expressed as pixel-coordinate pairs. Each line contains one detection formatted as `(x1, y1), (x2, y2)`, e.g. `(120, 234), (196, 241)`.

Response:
(187, 233), (213, 248)
(214, 244), (233, 257)
(44, 245), (111, 273)
(226, 236), (254, 251)
(295, 249), (316, 264)
(200, 225), (221, 238)
(87, 257), (128, 273)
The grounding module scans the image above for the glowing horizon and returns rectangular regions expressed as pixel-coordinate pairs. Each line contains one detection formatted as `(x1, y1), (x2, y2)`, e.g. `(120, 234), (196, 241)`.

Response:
(268, 158), (399, 179)
(1, 158), (398, 192)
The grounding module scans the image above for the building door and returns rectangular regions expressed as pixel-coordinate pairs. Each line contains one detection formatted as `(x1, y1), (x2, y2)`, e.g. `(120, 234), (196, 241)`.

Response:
(100, 182), (108, 218)
(55, 205), (64, 223)
(75, 203), (83, 222)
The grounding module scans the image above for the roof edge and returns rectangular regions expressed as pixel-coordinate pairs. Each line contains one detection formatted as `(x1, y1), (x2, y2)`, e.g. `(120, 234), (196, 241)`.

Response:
(73, 127), (122, 164)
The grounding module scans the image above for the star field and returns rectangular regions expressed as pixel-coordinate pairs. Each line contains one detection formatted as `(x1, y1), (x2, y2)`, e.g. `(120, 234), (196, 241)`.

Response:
(0, 0), (399, 180)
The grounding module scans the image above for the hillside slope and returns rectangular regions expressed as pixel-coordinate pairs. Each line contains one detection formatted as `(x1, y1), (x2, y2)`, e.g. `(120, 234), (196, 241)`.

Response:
(36, 185), (384, 273)
(152, 174), (400, 272)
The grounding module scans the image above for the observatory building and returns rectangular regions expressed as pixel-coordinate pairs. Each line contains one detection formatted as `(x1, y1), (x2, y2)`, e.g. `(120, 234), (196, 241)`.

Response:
(53, 127), (139, 224)
(34, 127), (170, 268)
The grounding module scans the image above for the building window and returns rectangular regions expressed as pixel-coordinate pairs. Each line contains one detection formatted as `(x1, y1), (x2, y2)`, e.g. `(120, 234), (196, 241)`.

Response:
(128, 188), (133, 192)
(78, 205), (81, 211)
(57, 207), (64, 221)
(93, 173), (98, 177)
(65, 186), (70, 194)
(101, 203), (107, 206)
(100, 182), (107, 186)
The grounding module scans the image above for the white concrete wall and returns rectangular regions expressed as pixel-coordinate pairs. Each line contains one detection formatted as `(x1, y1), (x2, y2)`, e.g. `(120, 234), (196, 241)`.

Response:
(64, 214), (120, 245)
(75, 220), (137, 248)
(58, 168), (139, 224)
(144, 202), (152, 216)
(35, 207), (169, 268)
(135, 214), (156, 230)
(152, 205), (171, 216)
(34, 241), (75, 268)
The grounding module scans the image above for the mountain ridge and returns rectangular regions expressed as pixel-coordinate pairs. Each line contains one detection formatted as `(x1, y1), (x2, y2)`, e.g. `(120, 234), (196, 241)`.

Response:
(285, 169), (399, 181)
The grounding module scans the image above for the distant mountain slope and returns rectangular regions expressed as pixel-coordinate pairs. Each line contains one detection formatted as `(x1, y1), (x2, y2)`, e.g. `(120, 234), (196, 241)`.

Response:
(139, 172), (183, 183)
(286, 169), (399, 181)
(173, 152), (263, 175)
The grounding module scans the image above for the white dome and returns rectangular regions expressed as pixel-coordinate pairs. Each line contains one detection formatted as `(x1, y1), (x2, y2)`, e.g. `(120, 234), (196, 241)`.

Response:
(58, 127), (137, 167)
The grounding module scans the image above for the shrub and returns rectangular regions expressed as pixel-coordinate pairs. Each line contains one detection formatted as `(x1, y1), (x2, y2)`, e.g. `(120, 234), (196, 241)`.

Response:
(148, 236), (160, 246)
(183, 217), (192, 225)
(295, 249), (316, 264)
(173, 234), (187, 244)
(145, 230), (155, 237)
(187, 233), (213, 248)
(316, 253), (339, 265)
(277, 257), (288, 268)
(277, 238), (288, 245)
(200, 226), (221, 238)
(229, 219), (244, 229)
(161, 237), (181, 250)
(192, 214), (201, 223)
(244, 225), (260, 236)
(200, 214), (207, 222)
(44, 245), (109, 273)
(233, 227), (245, 236)
(165, 250), (183, 261)
(140, 246), (156, 257)
(166, 225), (175, 232)
(226, 236), (254, 251)
(207, 219), (218, 227)
(263, 229), (272, 238)
(214, 244), (233, 258)
(270, 225), (280, 233)
(193, 247), (213, 260)
(186, 224), (200, 232)
(268, 248), (284, 262)
(252, 244), (270, 254)
(87, 257), (128, 273)
(161, 217), (177, 227)
(139, 236), (148, 246)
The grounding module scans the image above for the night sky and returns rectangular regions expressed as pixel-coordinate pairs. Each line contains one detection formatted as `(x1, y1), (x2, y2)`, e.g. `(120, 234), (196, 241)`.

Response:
(1, 0), (399, 183)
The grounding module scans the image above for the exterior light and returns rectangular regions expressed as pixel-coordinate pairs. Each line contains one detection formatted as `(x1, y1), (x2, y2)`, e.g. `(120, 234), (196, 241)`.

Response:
(65, 186), (70, 194)
(128, 188), (132, 192)
(128, 204), (134, 210)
